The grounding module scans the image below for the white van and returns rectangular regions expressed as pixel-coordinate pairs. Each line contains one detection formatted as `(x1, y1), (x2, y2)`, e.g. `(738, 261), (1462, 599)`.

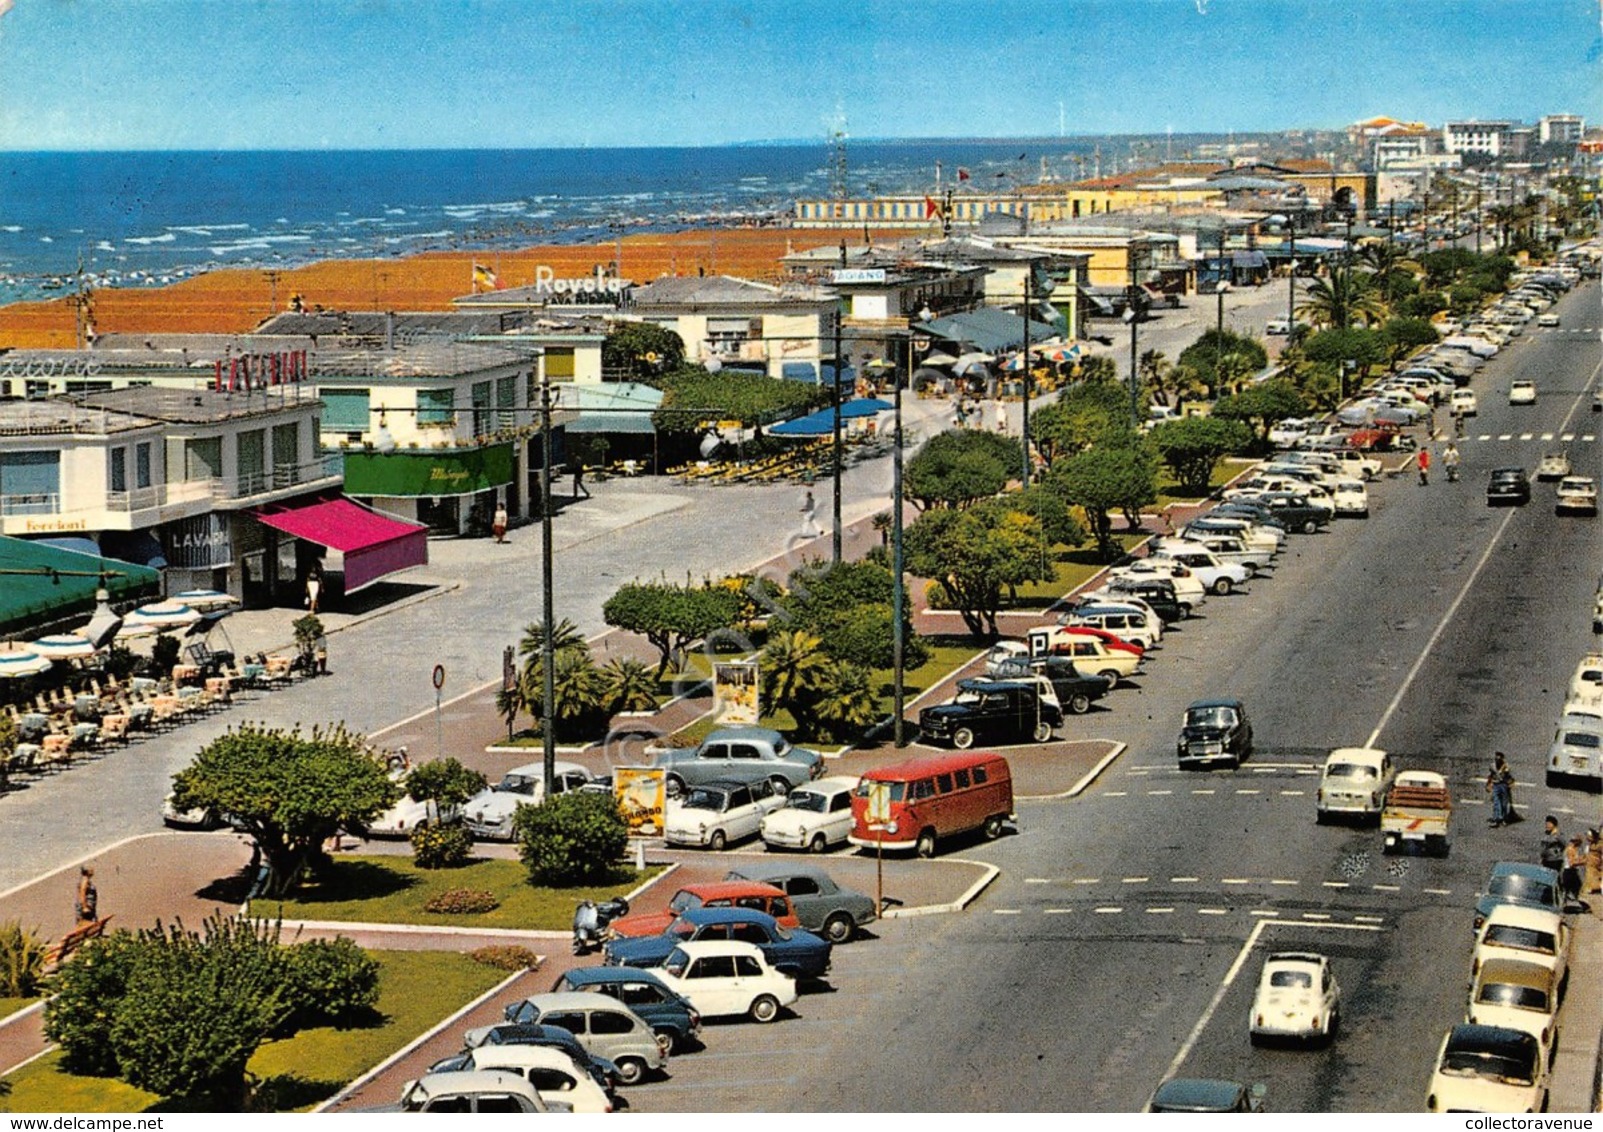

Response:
(1063, 604), (1161, 650)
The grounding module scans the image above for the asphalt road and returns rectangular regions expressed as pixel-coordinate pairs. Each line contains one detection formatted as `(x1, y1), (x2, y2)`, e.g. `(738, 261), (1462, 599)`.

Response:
(613, 278), (1602, 1113)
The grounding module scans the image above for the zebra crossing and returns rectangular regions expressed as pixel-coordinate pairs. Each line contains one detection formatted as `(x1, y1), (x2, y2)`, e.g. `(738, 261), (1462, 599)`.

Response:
(1462, 431), (1596, 443)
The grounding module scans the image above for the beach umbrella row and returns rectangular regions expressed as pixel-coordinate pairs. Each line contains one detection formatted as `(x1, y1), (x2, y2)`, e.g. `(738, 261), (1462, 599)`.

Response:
(0, 648), (53, 679)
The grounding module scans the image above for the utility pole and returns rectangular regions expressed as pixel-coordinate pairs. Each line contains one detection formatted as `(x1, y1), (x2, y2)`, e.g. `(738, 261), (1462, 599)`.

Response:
(1020, 267), (1032, 486)
(891, 339), (910, 749)
(1286, 215), (1297, 337)
(831, 310), (844, 563)
(539, 364), (557, 800)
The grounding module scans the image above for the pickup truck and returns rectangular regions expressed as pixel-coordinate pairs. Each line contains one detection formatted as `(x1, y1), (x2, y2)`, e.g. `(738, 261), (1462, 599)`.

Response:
(1380, 770), (1452, 856)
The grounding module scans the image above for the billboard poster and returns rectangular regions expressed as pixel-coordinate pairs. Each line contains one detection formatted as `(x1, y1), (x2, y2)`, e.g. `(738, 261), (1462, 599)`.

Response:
(713, 660), (760, 725)
(612, 766), (666, 837)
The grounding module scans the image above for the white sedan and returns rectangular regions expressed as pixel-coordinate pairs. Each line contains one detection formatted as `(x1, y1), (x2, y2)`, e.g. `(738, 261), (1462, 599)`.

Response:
(1509, 380), (1538, 405)
(1555, 476), (1597, 516)
(1472, 905), (1571, 991)
(1330, 478), (1369, 518)
(760, 775), (860, 853)
(1450, 389), (1478, 417)
(1536, 451), (1571, 480)
(463, 761), (595, 841)
(1249, 951), (1341, 1045)
(655, 940), (798, 1023)
(1537, 312), (1560, 327)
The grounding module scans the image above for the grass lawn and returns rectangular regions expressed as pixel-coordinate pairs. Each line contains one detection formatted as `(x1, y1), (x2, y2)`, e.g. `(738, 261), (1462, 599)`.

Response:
(1004, 535), (1148, 609)
(254, 855), (663, 930)
(0, 997), (39, 1022)
(1153, 457), (1255, 509)
(0, 951), (505, 1113)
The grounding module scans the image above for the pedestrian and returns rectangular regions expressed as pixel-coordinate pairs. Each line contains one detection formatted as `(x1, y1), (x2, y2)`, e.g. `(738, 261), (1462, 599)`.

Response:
(1586, 828), (1602, 896)
(313, 634), (328, 676)
(74, 866), (97, 925)
(492, 502), (508, 543)
(305, 563), (323, 613)
(1417, 446), (1430, 485)
(800, 488), (820, 538)
(995, 400), (1009, 433)
(1485, 752), (1515, 826)
(1561, 835), (1586, 905)
(1539, 815), (1566, 874)
(572, 463), (590, 499)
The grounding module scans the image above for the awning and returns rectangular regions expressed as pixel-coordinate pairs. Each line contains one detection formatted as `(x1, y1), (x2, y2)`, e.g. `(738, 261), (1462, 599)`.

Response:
(341, 443), (516, 498)
(912, 306), (1059, 355)
(0, 536), (161, 637)
(560, 382), (663, 436)
(254, 496), (429, 592)
(770, 398), (892, 436)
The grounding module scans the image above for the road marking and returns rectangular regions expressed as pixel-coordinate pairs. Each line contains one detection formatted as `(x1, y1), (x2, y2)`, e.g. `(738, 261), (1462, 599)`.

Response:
(1279, 789), (1305, 796)
(1127, 768), (1152, 776)
(1372, 884), (1401, 892)
(1423, 888), (1452, 896)
(1197, 908), (1229, 916)
(1460, 797), (1486, 805)
(993, 908), (1022, 915)
(1270, 879), (1299, 886)
(1147, 789), (1173, 796)
(1476, 434), (1491, 441)
(1364, 501), (1523, 749)
(1519, 433), (1533, 441)
(1499, 434), (1512, 441)
(1235, 788), (1261, 795)
(1192, 789), (1216, 795)
(1122, 876), (1150, 884)
(1355, 915), (1386, 924)
(1563, 433), (1576, 442)
(1162, 918), (1268, 1081)
(1072, 877), (1100, 885)
(1322, 881), (1349, 889)
(1105, 791), (1128, 797)
(1093, 906), (1123, 914)
(1542, 432), (1554, 441)
(1146, 907), (1175, 914)
(1249, 909), (1279, 917)
(1172, 877), (1200, 883)
(1222, 878), (1251, 885)
(1025, 878), (1050, 885)
(1249, 767), (1278, 774)
(1585, 435), (1597, 442)
(1302, 912), (1332, 920)
(1043, 908), (1073, 915)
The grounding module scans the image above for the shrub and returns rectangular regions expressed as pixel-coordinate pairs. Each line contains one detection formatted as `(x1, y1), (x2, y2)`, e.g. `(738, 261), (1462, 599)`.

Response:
(469, 945), (541, 972)
(422, 888), (500, 915)
(0, 920), (46, 998)
(279, 937), (381, 1029)
(44, 931), (143, 1076)
(924, 580), (954, 610)
(410, 821), (475, 869)
(515, 791), (629, 886)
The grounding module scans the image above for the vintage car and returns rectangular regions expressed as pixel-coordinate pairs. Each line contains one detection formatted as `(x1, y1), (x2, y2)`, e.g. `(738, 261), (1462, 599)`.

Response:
(541, 967), (702, 1053)
(1249, 951), (1341, 1045)
(1474, 863), (1563, 932)
(1467, 959), (1561, 1053)
(1487, 467), (1532, 506)
(1535, 451), (1571, 481)
(1147, 1079), (1266, 1113)
(1426, 1024), (1548, 1114)
(759, 775), (861, 853)
(1175, 697), (1253, 769)
(663, 778), (786, 851)
(723, 862), (878, 944)
(607, 881), (802, 938)
(1315, 747), (1394, 824)
(649, 726), (822, 796)
(1380, 770), (1452, 856)
(463, 761), (594, 842)
(603, 907), (832, 980)
(652, 941), (797, 1023)
(1472, 905), (1571, 991)
(1555, 476), (1598, 516)
(918, 678), (1062, 749)
(988, 654), (1112, 715)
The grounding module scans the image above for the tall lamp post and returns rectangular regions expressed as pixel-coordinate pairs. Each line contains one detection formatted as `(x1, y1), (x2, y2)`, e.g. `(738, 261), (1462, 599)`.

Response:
(1286, 215), (1297, 336)
(1214, 225), (1230, 393)
(538, 364), (557, 799)
(892, 333), (921, 749)
(1020, 267), (1032, 485)
(831, 311), (844, 563)
(1123, 256), (1141, 427)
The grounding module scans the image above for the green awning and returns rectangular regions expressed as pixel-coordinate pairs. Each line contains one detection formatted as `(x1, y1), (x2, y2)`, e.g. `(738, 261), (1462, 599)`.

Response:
(0, 536), (162, 637)
(563, 382), (663, 435)
(341, 443), (516, 498)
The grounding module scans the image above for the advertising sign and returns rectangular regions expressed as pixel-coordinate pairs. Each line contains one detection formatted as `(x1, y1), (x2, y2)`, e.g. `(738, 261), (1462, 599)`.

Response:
(613, 767), (666, 837)
(713, 660), (760, 725)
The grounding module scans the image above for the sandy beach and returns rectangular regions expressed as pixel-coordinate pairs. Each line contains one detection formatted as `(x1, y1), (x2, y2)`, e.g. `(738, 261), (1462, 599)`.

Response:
(0, 226), (900, 349)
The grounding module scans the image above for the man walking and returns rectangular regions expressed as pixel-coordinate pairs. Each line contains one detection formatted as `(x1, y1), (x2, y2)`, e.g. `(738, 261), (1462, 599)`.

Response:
(1539, 815), (1566, 875)
(1485, 752), (1515, 826)
(800, 488), (820, 538)
(1417, 445), (1430, 486)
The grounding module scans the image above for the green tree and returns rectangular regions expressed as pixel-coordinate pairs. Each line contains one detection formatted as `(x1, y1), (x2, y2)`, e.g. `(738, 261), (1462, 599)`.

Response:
(44, 931), (142, 1076)
(902, 429), (1021, 509)
(1296, 269), (1387, 329)
(1028, 381), (1134, 463)
(1076, 354), (1118, 383)
(602, 581), (742, 678)
(809, 660), (882, 742)
(1176, 328), (1268, 397)
(1379, 316), (1441, 368)
(599, 656), (660, 714)
(1009, 483), (1087, 549)
(517, 617), (587, 668)
(1150, 416), (1251, 494)
(171, 725), (397, 898)
(0, 920), (48, 998)
(1212, 379), (1308, 449)
(602, 321), (685, 383)
(514, 791), (629, 886)
(1302, 327), (1388, 398)
(403, 758), (487, 826)
(1046, 443), (1159, 559)
(758, 628), (829, 728)
(903, 502), (1051, 637)
(654, 368), (828, 433)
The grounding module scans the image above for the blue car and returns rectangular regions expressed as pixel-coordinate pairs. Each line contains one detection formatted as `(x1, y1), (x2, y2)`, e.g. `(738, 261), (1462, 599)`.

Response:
(602, 907), (832, 980)
(1473, 862), (1562, 931)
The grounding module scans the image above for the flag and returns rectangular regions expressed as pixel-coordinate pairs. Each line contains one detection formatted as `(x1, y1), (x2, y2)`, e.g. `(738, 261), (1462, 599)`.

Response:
(924, 195), (942, 220)
(472, 263), (499, 291)
(957, 167), (971, 182)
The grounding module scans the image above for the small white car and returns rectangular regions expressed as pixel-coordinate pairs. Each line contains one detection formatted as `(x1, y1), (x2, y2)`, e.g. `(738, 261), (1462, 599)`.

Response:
(653, 940), (798, 1023)
(438, 1045), (615, 1113)
(1426, 1024), (1549, 1114)
(1330, 448), (1383, 481)
(1509, 380), (1537, 405)
(1249, 952), (1341, 1045)
(1536, 312), (1560, 327)
(1535, 451), (1571, 480)
(1315, 747), (1394, 824)
(1450, 389), (1478, 417)
(760, 775), (860, 853)
(1555, 476), (1597, 516)
(1472, 905), (1571, 990)
(1467, 959), (1560, 1052)
(1330, 478), (1369, 518)
(463, 761), (595, 841)
(1568, 654), (1603, 703)
(400, 1070), (566, 1113)
(665, 778), (786, 850)
(1147, 546), (1251, 596)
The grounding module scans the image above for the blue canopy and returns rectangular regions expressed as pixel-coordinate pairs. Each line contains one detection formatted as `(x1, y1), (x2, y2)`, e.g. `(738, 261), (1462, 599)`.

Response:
(770, 398), (892, 436)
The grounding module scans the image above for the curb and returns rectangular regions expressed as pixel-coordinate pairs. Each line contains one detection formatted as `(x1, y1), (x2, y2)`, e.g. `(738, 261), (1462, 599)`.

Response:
(1064, 742), (1129, 798)
(313, 965), (533, 1113)
(881, 860), (1000, 919)
(277, 918), (568, 940)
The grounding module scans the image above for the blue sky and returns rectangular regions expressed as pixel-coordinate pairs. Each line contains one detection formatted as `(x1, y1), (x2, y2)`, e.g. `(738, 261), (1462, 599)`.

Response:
(0, 0), (1596, 149)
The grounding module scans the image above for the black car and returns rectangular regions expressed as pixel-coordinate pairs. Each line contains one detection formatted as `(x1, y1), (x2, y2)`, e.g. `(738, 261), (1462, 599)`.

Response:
(1212, 500), (1290, 534)
(1486, 467), (1531, 506)
(990, 655), (1111, 714)
(1251, 492), (1329, 534)
(1100, 577), (1185, 624)
(919, 678), (1063, 749)
(1176, 697), (1254, 769)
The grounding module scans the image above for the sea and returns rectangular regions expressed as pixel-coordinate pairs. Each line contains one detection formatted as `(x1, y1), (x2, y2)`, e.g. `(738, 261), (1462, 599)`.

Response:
(0, 138), (1208, 306)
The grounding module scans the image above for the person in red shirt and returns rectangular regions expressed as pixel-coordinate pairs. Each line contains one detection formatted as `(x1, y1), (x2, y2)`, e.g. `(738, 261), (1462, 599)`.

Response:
(1417, 446), (1430, 485)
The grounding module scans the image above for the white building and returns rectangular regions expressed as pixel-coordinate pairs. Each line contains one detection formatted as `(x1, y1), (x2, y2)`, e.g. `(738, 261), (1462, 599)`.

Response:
(1539, 114), (1585, 145)
(1443, 120), (1516, 158)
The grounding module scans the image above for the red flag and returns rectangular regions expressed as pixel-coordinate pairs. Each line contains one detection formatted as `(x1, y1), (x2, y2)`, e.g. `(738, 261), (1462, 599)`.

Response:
(957, 167), (971, 182)
(924, 195), (942, 219)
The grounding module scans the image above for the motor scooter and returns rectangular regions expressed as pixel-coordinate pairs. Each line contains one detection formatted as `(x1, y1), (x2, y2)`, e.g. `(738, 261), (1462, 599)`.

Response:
(1446, 463), (1460, 483)
(572, 895), (631, 955)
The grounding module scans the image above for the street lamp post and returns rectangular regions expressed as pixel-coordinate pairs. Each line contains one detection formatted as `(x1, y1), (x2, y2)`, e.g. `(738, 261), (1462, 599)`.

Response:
(538, 364), (557, 799)
(1124, 258), (1141, 427)
(831, 311), (844, 563)
(1286, 215), (1297, 336)
(891, 336), (914, 749)
(1020, 268), (1032, 485)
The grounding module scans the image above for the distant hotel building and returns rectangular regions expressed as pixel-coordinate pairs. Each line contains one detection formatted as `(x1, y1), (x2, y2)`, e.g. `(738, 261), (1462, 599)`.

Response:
(1539, 114), (1585, 145)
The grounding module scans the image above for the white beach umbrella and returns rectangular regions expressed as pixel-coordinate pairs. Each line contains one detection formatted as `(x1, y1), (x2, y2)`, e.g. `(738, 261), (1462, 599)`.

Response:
(0, 648), (53, 678)
(921, 351), (958, 367)
(114, 619), (159, 641)
(28, 632), (100, 661)
(124, 601), (203, 631)
(170, 589), (240, 613)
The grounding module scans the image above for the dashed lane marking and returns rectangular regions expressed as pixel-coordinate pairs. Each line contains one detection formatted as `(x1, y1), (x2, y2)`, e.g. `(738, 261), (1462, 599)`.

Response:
(1371, 884), (1401, 892)
(1279, 790), (1305, 796)
(1043, 908), (1072, 915)
(1025, 878), (1049, 884)
(1172, 877), (1200, 883)
(1423, 888), (1452, 896)
(1105, 791), (1128, 797)
(1093, 906), (1123, 914)
(1148, 789), (1173, 796)
(1235, 788), (1261, 795)
(1520, 433), (1533, 441)
(1562, 433), (1575, 442)
(1192, 789), (1216, 795)
(1072, 877), (1100, 885)
(1249, 909), (1280, 917)
(1542, 432), (1555, 441)
(1499, 434), (1512, 440)
(1270, 879), (1299, 886)
(1323, 882), (1349, 889)
(1302, 912), (1333, 920)
(1355, 915), (1386, 924)
(1146, 907), (1175, 914)
(993, 908), (1022, 915)
(1198, 908), (1229, 916)
(1222, 878), (1251, 885)
(1122, 876), (1150, 884)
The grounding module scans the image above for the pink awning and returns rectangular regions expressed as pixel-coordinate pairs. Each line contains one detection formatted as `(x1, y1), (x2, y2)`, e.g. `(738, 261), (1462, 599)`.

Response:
(255, 496), (428, 592)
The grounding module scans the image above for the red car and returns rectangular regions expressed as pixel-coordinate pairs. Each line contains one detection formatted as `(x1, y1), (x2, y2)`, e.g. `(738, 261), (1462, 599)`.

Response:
(607, 881), (801, 938)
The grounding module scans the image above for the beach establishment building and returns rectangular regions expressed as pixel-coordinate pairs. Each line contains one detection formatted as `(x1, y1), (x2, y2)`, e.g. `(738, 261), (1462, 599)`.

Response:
(0, 384), (428, 610)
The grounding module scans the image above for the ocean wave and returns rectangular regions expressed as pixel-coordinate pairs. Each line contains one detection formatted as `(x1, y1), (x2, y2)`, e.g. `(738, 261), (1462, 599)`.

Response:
(208, 233), (314, 256)
(96, 241), (115, 252)
(1, 225), (20, 233)
(442, 200), (528, 218)
(385, 207), (406, 215)
(126, 232), (177, 245)
(382, 229), (455, 244)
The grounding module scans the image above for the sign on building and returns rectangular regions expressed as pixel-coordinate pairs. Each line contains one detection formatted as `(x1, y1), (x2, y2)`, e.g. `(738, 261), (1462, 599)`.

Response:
(612, 767), (666, 837)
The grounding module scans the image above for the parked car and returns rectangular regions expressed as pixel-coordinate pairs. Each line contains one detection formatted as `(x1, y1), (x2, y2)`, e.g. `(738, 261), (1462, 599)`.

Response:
(478, 991), (668, 1086)
(542, 967), (701, 1053)
(1157, 534), (1271, 575)
(1537, 312), (1560, 327)
(161, 794), (229, 830)
(664, 778), (786, 850)
(1330, 448), (1384, 481)
(1486, 468), (1532, 507)
(1100, 575), (1187, 623)
(463, 761), (594, 842)
(652, 940), (797, 1023)
(1467, 959), (1560, 1052)
(1536, 451), (1571, 480)
(1025, 626), (1145, 688)
(455, 1022), (621, 1095)
(919, 678), (1062, 749)
(602, 907), (832, 980)
(1249, 491), (1331, 534)
(849, 750), (1015, 858)
(1545, 713), (1603, 790)
(1147, 1078), (1266, 1113)
(1555, 476), (1598, 516)
(1175, 697), (1253, 769)
(1330, 478), (1369, 518)
(989, 654), (1113, 715)
(607, 881), (801, 938)
(1063, 603), (1162, 649)
(399, 1070), (566, 1113)
(723, 862), (878, 944)
(1315, 747), (1394, 824)
(1064, 593), (1166, 641)
(1509, 380), (1538, 405)
(1108, 560), (1207, 614)
(1249, 951), (1341, 1046)
(760, 775), (861, 853)
(1568, 653), (1603, 701)
(1426, 1024), (1548, 1114)
(427, 1045), (614, 1111)
(1474, 863), (1563, 932)
(1450, 389), (1479, 416)
(1472, 906), (1571, 991)
(1184, 514), (1283, 554)
(649, 726), (823, 797)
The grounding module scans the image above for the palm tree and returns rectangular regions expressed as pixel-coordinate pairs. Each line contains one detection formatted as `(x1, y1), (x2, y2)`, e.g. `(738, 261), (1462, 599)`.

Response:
(1296, 270), (1387, 330)
(810, 660), (882, 742)
(758, 629), (827, 729)
(600, 657), (659, 714)
(518, 617), (587, 667)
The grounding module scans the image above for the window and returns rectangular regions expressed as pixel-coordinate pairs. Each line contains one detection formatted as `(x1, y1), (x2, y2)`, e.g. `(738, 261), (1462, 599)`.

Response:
(271, 423), (299, 481)
(830, 793), (851, 813)
(476, 1095), (525, 1113)
(702, 744), (728, 760)
(541, 1011), (585, 1034)
(730, 925), (768, 946)
(953, 769), (971, 790)
(936, 773), (954, 794)
(786, 877), (820, 897)
(733, 955), (763, 977)
(545, 349), (576, 380)
(528, 1069), (577, 1092)
(319, 388), (371, 432)
(0, 451), (61, 507)
(417, 388), (456, 425)
(589, 1010), (634, 1036)
(422, 1096), (471, 1113)
(496, 375), (518, 430)
(471, 380), (493, 435)
(108, 447), (127, 493)
(135, 442), (152, 488)
(237, 429), (265, 492)
(972, 766), (989, 785)
(620, 983), (663, 1006)
(688, 956), (735, 980)
(728, 744), (760, 760)
(182, 437), (223, 482)
(910, 779), (935, 801)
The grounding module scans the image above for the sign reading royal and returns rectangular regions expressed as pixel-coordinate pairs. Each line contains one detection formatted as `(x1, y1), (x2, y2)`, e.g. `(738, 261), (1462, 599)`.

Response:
(533, 266), (627, 301)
